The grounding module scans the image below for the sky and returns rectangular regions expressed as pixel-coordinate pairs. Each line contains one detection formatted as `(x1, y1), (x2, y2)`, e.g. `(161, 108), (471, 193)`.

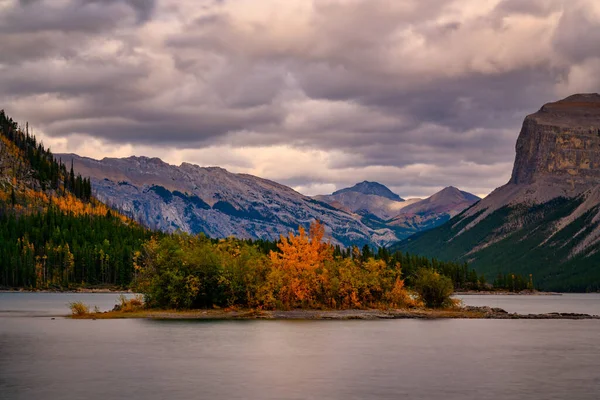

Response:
(1, 0), (599, 198)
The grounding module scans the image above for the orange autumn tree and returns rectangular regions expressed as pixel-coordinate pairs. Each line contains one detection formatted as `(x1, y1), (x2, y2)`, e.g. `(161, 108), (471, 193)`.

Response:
(260, 220), (416, 310)
(264, 220), (334, 309)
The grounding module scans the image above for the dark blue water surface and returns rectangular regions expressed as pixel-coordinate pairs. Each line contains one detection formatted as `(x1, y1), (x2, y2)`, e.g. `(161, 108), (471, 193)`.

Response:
(1, 293), (599, 400)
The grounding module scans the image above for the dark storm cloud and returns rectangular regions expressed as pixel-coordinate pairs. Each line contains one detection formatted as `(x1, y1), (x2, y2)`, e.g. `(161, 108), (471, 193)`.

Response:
(42, 106), (282, 145)
(6, 1), (130, 34)
(0, 0), (149, 65)
(15, 0), (156, 25)
(1, 0), (599, 197)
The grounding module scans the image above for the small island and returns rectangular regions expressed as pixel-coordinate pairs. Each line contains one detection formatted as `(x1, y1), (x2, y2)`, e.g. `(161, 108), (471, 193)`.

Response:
(70, 304), (600, 321)
(66, 221), (599, 321)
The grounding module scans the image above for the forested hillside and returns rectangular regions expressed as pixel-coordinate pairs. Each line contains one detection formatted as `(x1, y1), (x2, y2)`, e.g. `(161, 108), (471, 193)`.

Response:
(0, 110), (151, 289)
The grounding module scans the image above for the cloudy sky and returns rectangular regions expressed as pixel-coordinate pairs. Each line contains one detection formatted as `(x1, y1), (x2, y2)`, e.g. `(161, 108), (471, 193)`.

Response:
(1, 0), (599, 198)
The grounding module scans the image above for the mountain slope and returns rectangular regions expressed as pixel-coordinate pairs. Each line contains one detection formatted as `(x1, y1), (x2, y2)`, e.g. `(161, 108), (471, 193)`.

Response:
(393, 94), (600, 291)
(58, 154), (398, 247)
(387, 186), (480, 236)
(0, 110), (150, 289)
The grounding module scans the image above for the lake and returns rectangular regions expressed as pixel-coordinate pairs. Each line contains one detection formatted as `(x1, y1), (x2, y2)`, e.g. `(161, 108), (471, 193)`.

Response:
(454, 293), (600, 315)
(1, 293), (599, 400)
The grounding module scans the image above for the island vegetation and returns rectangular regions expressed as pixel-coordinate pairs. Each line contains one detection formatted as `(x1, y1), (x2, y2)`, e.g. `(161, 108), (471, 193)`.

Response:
(131, 220), (459, 310)
(65, 220), (479, 318)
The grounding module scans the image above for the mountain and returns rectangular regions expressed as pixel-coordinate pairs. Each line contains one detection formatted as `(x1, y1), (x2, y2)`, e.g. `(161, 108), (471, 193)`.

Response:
(68, 154), (477, 245)
(396, 186), (480, 216)
(58, 154), (398, 247)
(314, 182), (415, 220)
(387, 187), (480, 236)
(315, 183), (479, 239)
(394, 93), (600, 291)
(333, 181), (404, 201)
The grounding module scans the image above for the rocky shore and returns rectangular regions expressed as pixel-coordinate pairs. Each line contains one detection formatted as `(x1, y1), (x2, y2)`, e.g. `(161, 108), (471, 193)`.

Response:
(71, 306), (600, 320)
(454, 290), (562, 296)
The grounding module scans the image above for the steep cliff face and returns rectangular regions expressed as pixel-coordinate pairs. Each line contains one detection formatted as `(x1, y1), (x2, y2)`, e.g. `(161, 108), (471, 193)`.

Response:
(58, 154), (398, 247)
(394, 94), (600, 291)
(511, 93), (600, 188)
(462, 94), (600, 221)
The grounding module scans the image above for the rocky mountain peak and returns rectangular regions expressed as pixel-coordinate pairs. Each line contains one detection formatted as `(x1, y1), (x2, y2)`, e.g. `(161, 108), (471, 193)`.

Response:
(430, 186), (459, 199)
(395, 186), (480, 217)
(429, 186), (480, 203)
(333, 181), (403, 201)
(509, 93), (600, 191)
(532, 93), (600, 127)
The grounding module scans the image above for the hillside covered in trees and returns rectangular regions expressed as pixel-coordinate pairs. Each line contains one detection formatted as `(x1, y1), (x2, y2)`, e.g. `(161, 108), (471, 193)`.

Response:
(0, 110), (151, 288)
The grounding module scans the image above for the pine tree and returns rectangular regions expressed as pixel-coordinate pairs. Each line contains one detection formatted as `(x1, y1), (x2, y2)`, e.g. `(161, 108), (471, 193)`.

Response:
(69, 160), (75, 192)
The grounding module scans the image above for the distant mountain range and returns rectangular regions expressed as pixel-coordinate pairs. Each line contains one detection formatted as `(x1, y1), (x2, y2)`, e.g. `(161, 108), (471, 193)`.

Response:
(58, 155), (479, 247)
(315, 181), (480, 238)
(393, 93), (600, 291)
(58, 154), (392, 247)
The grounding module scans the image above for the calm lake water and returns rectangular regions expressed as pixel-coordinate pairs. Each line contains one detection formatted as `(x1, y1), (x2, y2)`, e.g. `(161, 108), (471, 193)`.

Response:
(1, 293), (600, 400)
(454, 293), (600, 315)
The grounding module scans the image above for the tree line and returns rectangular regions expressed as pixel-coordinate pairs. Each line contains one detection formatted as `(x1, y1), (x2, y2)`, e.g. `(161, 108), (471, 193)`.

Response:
(0, 207), (152, 288)
(493, 272), (534, 292)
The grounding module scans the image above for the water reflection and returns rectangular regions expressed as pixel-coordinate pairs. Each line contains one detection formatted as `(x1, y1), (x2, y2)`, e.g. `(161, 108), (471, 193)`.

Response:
(1, 293), (600, 400)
